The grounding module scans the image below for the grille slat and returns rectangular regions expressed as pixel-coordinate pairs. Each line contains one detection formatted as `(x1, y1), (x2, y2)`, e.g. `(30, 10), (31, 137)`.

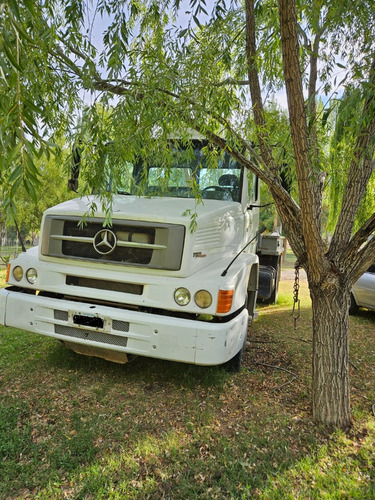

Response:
(62, 221), (154, 264)
(66, 276), (143, 295)
(55, 324), (128, 347)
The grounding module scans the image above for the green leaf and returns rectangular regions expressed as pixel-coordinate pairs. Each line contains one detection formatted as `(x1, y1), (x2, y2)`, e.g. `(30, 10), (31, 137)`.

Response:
(7, 143), (22, 166)
(193, 15), (201, 28)
(7, 0), (21, 20)
(23, 177), (38, 203)
(9, 18), (34, 44)
(44, 140), (59, 148)
(178, 28), (188, 38)
(23, 0), (35, 15)
(8, 164), (23, 183)
(321, 107), (333, 129)
(10, 176), (22, 198)
(3, 43), (22, 71)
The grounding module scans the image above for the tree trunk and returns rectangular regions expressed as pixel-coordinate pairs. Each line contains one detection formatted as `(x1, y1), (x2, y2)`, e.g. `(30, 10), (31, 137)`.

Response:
(310, 281), (352, 428)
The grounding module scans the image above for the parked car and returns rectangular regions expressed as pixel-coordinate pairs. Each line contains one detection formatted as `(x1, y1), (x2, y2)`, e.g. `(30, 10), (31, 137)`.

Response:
(350, 262), (375, 314)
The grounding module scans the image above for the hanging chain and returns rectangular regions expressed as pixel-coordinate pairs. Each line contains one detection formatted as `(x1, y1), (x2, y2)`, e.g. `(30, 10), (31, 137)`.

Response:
(292, 261), (300, 330)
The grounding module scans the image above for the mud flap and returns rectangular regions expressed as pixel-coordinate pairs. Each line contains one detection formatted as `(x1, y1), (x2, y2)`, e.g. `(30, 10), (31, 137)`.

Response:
(64, 341), (129, 364)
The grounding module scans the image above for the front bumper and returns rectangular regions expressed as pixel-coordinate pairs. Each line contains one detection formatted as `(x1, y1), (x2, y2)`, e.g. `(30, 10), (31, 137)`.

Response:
(0, 287), (248, 366)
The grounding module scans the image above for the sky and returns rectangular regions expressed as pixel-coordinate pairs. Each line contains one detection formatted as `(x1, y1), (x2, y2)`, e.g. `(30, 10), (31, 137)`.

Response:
(81, 1), (339, 113)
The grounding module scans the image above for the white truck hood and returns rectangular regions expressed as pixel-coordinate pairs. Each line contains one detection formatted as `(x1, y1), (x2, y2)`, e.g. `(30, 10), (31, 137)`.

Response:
(41, 195), (248, 277)
(44, 195), (244, 226)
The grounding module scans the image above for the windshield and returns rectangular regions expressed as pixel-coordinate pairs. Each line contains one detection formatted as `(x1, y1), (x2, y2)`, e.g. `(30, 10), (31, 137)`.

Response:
(106, 145), (243, 202)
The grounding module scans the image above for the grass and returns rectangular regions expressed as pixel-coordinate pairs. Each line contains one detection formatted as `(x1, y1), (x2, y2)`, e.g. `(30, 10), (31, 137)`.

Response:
(0, 268), (6, 286)
(0, 268), (374, 498)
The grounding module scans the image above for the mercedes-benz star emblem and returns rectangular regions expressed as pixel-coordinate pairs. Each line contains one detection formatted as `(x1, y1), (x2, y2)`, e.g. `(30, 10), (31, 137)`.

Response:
(93, 229), (117, 255)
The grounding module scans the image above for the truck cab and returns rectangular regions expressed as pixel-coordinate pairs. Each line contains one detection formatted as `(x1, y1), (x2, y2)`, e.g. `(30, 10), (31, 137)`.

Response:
(0, 141), (282, 371)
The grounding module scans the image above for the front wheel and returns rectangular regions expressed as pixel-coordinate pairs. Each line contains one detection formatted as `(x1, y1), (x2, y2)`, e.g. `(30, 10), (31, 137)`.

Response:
(222, 346), (244, 373)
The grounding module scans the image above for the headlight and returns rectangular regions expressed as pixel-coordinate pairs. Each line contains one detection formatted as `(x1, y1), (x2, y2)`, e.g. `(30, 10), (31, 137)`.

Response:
(26, 268), (38, 284)
(13, 266), (23, 282)
(194, 290), (212, 309)
(174, 287), (191, 306)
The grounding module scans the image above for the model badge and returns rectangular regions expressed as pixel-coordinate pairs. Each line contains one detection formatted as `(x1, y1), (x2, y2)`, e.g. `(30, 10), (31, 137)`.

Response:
(93, 229), (117, 255)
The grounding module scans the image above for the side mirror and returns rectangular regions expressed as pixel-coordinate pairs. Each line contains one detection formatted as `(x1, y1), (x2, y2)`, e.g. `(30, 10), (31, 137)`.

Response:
(68, 146), (81, 191)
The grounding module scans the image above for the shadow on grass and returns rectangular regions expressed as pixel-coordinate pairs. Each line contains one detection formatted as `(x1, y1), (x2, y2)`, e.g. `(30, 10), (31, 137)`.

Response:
(0, 306), (374, 498)
(350, 308), (375, 322)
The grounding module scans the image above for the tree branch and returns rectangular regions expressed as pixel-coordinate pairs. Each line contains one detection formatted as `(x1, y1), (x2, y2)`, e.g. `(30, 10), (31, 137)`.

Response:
(185, 121), (305, 258)
(212, 78), (250, 87)
(329, 56), (375, 260)
(307, 23), (326, 231)
(272, 376), (298, 392)
(344, 214), (375, 284)
(244, 0), (275, 170)
(51, 28), (307, 260)
(254, 361), (300, 379)
(278, 0), (326, 281)
(242, 0), (308, 262)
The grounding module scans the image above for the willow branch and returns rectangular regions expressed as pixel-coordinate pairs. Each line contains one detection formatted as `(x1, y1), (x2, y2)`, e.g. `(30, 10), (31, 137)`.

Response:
(243, 0), (307, 261)
(278, 0), (326, 279)
(212, 78), (250, 87)
(307, 25), (326, 232)
(189, 121), (305, 257)
(51, 35), (305, 259)
(244, 0), (275, 170)
(329, 56), (375, 260)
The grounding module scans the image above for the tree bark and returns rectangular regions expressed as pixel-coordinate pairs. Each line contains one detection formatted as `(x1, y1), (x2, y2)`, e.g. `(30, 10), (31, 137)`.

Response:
(278, 0), (327, 282)
(329, 56), (375, 259)
(310, 279), (352, 428)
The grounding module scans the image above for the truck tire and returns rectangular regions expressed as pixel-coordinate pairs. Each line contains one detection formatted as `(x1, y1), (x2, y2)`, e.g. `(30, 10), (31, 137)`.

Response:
(222, 346), (244, 373)
(222, 307), (247, 372)
(269, 256), (281, 304)
(222, 284), (252, 373)
(269, 272), (279, 304)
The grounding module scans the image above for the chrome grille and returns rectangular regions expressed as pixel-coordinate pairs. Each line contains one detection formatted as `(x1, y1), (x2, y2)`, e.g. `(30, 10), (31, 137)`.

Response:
(42, 216), (185, 271)
(55, 325), (128, 347)
(62, 220), (155, 264)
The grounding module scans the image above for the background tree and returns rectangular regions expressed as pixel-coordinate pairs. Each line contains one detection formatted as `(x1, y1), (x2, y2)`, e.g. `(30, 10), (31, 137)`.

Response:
(1, 0), (375, 428)
(12, 146), (76, 240)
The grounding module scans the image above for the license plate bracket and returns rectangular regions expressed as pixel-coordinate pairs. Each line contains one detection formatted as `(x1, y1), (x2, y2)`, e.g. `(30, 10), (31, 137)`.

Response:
(73, 314), (104, 329)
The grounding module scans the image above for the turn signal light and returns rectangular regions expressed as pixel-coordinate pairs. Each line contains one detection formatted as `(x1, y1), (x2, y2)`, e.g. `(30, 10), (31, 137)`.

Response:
(216, 289), (234, 314)
(6, 263), (10, 283)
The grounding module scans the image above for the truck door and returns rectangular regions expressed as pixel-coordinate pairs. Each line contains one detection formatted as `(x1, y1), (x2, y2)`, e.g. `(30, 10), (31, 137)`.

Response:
(244, 171), (259, 254)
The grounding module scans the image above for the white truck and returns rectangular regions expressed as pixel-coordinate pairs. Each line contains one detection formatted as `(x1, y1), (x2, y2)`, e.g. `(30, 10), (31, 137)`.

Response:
(0, 141), (283, 371)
